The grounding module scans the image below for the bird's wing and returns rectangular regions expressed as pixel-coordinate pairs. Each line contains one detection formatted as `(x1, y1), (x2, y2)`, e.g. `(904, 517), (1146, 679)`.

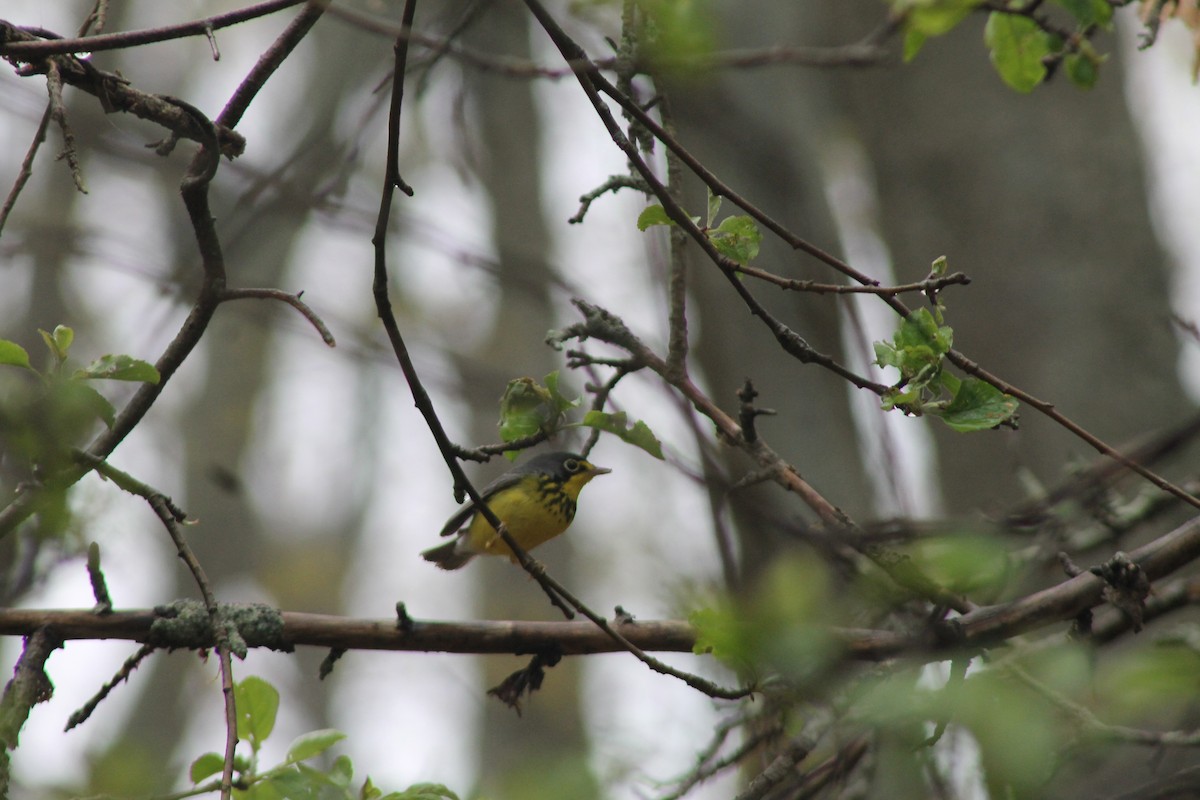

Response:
(437, 471), (526, 537)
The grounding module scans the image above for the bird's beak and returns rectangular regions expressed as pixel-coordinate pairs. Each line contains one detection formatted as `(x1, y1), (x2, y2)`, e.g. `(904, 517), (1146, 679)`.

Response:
(589, 465), (613, 476)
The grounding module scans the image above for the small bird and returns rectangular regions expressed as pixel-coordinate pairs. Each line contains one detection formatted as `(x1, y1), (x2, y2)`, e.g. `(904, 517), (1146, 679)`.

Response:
(421, 451), (611, 570)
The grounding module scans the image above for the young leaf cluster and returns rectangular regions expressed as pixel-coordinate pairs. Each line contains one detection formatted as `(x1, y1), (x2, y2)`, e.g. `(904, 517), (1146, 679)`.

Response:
(638, 191), (762, 266)
(188, 676), (458, 800)
(497, 372), (664, 459)
(0, 326), (160, 529)
(893, 0), (1112, 92)
(873, 300), (1018, 432)
(0, 325), (159, 431)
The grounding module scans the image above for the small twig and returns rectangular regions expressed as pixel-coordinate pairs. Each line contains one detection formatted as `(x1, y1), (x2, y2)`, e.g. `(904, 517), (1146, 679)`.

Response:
(43, 60), (86, 194)
(76, 451), (189, 522)
(0, 105), (52, 237)
(449, 431), (551, 462)
(203, 22), (220, 60)
(150, 495), (238, 800)
(73, 453), (236, 799)
(395, 601), (415, 634)
(1005, 411), (1200, 528)
(568, 174), (649, 224)
(736, 264), (972, 296)
(219, 288), (336, 347)
(733, 735), (818, 800)
(576, 360), (637, 455)
(85, 542), (112, 614)
(517, 558), (753, 700)
(736, 379), (776, 444)
(795, 737), (869, 796)
(317, 647), (346, 681)
(657, 713), (784, 800)
(1138, 0), (1171, 49)
(64, 643), (154, 731)
(919, 656), (970, 748)
(1059, 551), (1085, 578)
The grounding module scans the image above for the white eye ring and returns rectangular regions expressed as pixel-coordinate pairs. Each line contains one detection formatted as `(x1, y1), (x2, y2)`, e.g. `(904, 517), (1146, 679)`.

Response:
(564, 458), (581, 473)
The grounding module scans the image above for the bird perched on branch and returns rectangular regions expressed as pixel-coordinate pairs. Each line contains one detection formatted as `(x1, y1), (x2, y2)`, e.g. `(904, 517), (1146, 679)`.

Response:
(421, 451), (611, 570)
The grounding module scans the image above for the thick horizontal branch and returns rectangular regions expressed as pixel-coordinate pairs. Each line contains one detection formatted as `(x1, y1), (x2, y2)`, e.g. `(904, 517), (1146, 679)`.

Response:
(0, 608), (696, 655)
(9, 510), (1197, 665)
(0, 607), (910, 660)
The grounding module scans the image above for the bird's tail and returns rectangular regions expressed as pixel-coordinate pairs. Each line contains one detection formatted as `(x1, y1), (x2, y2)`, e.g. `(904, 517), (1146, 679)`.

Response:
(421, 539), (474, 570)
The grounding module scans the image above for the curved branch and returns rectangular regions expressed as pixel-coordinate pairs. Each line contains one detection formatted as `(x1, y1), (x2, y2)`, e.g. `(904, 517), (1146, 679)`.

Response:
(0, 1), (308, 59)
(220, 288), (336, 346)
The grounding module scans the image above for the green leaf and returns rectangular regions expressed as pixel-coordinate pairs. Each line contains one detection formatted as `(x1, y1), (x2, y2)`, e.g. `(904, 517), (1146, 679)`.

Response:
(497, 376), (572, 457)
(39, 325), (74, 364)
(639, 0), (717, 74)
(706, 191), (722, 228)
(691, 556), (841, 681)
(903, 27), (928, 62)
(189, 752), (225, 783)
(637, 204), (673, 230)
(985, 12), (1051, 93)
(940, 377), (1019, 432)
(542, 370), (580, 416)
(580, 410), (665, 459)
(258, 770), (308, 799)
(1064, 53), (1097, 89)
(235, 676), (280, 747)
(75, 354), (160, 383)
(395, 782), (461, 800)
(296, 761), (338, 787)
(69, 381), (117, 430)
(874, 308), (952, 381)
(1064, 40), (1106, 90)
(902, 533), (1011, 594)
(708, 215), (761, 264)
(0, 340), (31, 369)
(330, 754), (353, 786)
(1052, 0), (1112, 28)
(286, 729), (347, 764)
(1096, 644), (1200, 721)
(892, 0), (980, 59)
(689, 605), (741, 660)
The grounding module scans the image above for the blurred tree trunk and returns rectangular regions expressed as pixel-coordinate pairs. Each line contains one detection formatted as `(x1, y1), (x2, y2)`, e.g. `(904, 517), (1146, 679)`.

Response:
(447, 2), (598, 797)
(664, 1), (875, 585)
(820, 3), (1191, 510)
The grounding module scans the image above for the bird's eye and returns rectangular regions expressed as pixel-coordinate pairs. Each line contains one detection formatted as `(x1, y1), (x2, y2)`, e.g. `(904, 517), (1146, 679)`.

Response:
(564, 458), (582, 473)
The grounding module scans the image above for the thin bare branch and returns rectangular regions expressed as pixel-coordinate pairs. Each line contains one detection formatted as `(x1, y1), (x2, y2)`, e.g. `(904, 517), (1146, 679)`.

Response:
(0, 0), (308, 59)
(220, 288), (336, 347)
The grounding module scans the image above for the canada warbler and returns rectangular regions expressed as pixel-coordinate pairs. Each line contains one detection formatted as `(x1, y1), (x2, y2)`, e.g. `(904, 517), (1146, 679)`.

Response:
(421, 451), (611, 570)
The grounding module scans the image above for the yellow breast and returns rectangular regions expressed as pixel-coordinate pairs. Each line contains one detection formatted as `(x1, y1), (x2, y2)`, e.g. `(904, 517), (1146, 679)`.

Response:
(463, 474), (586, 560)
